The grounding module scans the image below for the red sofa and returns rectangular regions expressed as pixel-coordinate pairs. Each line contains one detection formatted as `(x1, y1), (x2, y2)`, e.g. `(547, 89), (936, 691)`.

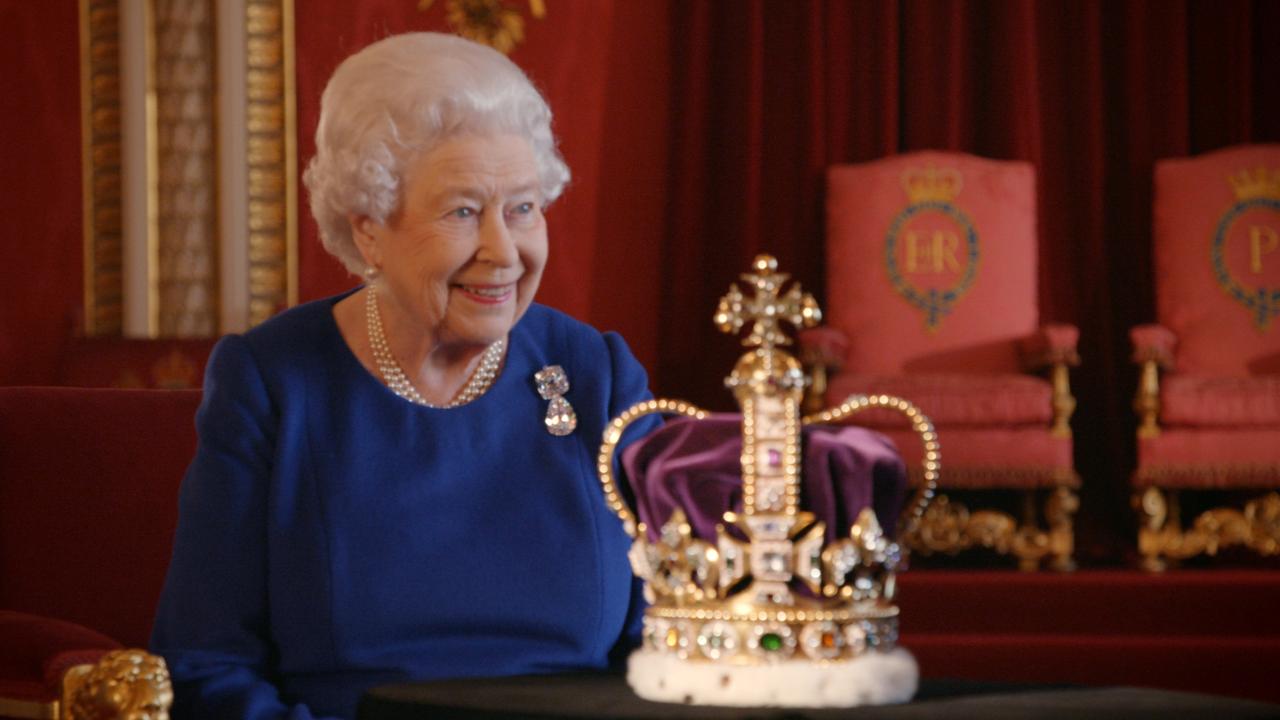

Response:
(0, 387), (199, 718)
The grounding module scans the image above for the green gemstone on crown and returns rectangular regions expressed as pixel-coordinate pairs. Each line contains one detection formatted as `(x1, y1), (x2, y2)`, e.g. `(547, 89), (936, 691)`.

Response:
(760, 632), (783, 652)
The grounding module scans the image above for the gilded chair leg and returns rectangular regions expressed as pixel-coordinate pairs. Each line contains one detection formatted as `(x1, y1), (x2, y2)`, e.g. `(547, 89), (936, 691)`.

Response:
(1046, 485), (1078, 572)
(1166, 490), (1183, 570)
(1015, 491), (1042, 572)
(1135, 486), (1172, 572)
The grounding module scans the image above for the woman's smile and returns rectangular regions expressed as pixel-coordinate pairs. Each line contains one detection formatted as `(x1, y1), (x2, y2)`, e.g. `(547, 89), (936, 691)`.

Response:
(455, 282), (516, 304)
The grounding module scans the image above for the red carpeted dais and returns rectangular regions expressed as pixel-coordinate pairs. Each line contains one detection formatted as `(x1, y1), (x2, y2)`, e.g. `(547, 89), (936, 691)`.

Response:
(896, 570), (1280, 703)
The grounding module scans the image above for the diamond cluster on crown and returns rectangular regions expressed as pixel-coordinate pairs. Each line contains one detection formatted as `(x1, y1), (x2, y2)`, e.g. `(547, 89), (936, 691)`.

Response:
(597, 254), (940, 667)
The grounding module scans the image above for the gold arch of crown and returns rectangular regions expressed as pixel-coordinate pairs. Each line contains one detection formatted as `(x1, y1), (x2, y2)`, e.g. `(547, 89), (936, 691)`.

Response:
(596, 254), (939, 665)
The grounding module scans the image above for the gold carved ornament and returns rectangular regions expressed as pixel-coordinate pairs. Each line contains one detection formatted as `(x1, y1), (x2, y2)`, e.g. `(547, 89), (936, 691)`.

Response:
(596, 255), (940, 670)
(0, 648), (173, 719)
(1134, 486), (1280, 572)
(418, 0), (545, 55)
(59, 649), (173, 720)
(905, 485), (1079, 572)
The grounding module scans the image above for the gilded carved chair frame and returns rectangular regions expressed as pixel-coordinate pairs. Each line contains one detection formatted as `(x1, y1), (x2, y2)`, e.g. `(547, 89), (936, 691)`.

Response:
(1131, 352), (1280, 571)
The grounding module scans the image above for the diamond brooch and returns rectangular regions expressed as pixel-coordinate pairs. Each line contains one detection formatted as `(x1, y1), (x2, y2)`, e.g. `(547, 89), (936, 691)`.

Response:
(535, 365), (577, 436)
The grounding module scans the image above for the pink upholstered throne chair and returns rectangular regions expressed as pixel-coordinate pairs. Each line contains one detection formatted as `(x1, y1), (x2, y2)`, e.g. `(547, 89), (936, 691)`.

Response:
(1131, 144), (1280, 570)
(801, 151), (1080, 571)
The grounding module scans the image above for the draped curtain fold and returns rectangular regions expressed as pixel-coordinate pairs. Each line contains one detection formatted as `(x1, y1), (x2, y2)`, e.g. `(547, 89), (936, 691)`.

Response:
(653, 0), (1279, 558)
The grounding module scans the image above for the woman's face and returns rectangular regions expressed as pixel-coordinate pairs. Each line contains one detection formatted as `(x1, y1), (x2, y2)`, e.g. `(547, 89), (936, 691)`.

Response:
(353, 133), (548, 350)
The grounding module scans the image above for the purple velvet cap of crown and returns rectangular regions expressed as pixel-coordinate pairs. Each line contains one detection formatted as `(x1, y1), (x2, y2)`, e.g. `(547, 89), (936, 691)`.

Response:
(620, 414), (909, 544)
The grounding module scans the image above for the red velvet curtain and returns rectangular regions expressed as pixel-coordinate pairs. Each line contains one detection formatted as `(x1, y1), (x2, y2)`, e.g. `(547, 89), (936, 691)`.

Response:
(654, 0), (1280, 560)
(0, 2), (83, 386)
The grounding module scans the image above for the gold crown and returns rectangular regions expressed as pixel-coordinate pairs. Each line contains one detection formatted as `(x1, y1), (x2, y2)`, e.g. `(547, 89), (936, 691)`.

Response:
(1228, 166), (1280, 201)
(597, 255), (939, 707)
(900, 166), (963, 204)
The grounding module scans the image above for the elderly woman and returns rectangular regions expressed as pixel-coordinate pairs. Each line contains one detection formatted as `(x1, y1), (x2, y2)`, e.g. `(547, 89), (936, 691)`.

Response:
(150, 33), (655, 719)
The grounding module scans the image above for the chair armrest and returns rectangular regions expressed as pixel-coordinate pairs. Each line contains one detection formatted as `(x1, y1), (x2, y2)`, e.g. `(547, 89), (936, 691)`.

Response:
(798, 328), (848, 415)
(0, 610), (118, 715)
(1019, 323), (1081, 370)
(1130, 323), (1177, 369)
(798, 327), (849, 370)
(0, 611), (172, 719)
(1130, 324), (1176, 438)
(1019, 324), (1079, 438)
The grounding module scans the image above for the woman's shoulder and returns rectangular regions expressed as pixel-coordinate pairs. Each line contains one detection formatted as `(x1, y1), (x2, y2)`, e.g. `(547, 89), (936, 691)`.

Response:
(242, 291), (349, 350)
(517, 303), (601, 341)
(515, 303), (618, 364)
(206, 291), (352, 382)
(245, 291), (350, 343)
(514, 303), (646, 385)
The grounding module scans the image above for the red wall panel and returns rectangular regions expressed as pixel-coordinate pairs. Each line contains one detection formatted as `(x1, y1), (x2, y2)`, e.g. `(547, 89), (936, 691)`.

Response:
(0, 3), (84, 384)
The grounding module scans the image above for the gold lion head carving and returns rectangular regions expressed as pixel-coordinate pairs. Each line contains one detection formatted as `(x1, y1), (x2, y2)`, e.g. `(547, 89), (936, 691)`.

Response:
(69, 649), (173, 720)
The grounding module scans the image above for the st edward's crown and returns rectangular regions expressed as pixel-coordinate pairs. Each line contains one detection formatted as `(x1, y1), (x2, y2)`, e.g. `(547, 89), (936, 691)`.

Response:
(597, 255), (940, 707)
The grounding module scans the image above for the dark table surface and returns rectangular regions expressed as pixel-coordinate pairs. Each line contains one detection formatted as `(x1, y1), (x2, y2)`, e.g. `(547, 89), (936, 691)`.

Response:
(358, 673), (1280, 720)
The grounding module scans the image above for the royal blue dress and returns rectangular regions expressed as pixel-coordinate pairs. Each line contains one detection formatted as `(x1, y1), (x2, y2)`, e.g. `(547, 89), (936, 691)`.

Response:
(150, 293), (656, 719)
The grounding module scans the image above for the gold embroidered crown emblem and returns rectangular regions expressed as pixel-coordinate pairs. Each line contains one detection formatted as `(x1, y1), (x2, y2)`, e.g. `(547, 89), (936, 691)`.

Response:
(597, 255), (940, 707)
(1228, 166), (1280, 201)
(900, 166), (963, 204)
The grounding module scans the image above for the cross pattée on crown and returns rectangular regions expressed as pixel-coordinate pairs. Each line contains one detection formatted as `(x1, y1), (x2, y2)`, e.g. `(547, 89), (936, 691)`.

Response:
(715, 255), (822, 349)
(715, 255), (823, 606)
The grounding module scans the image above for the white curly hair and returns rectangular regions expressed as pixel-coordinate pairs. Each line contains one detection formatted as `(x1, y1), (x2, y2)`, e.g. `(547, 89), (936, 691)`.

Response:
(303, 32), (571, 275)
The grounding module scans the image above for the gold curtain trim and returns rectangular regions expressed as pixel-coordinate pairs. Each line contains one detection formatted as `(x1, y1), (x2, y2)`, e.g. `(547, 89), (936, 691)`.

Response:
(245, 0), (297, 325)
(80, 0), (124, 335)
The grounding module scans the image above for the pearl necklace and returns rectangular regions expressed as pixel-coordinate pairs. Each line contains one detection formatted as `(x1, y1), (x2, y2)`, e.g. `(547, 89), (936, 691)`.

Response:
(365, 285), (505, 408)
